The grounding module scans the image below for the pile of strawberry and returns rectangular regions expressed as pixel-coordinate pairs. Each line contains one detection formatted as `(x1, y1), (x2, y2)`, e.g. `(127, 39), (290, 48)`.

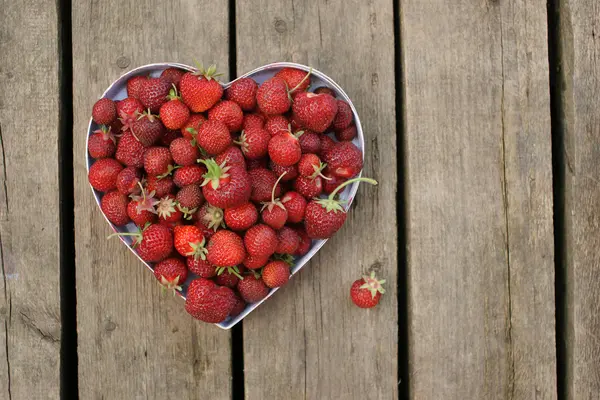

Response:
(87, 64), (377, 323)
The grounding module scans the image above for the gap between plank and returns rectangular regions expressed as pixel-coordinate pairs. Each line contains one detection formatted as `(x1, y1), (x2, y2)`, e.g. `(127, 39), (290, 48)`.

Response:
(546, 0), (566, 399)
(57, 0), (78, 398)
(228, 2), (245, 400)
(394, 0), (410, 399)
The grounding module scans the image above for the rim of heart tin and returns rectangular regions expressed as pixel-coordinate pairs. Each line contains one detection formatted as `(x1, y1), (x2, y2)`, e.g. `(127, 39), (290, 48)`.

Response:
(86, 62), (365, 329)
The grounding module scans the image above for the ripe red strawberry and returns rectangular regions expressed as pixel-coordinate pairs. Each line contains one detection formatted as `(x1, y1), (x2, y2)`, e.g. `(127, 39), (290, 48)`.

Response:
(138, 77), (171, 113)
(289, 112), (304, 131)
(208, 100), (243, 133)
(335, 124), (357, 141)
(92, 98), (117, 125)
(293, 175), (323, 198)
(243, 253), (270, 270)
(176, 184), (204, 217)
(323, 169), (346, 194)
(174, 225), (207, 260)
(229, 295), (246, 317)
(261, 172), (288, 230)
(269, 161), (298, 182)
(293, 225), (311, 256)
(275, 67), (311, 94)
(88, 126), (117, 159)
(275, 226), (300, 254)
(298, 153), (328, 178)
(117, 97), (144, 132)
(319, 135), (336, 157)
(173, 164), (205, 187)
(244, 224), (277, 258)
(180, 64), (224, 112)
(304, 177), (377, 238)
(256, 77), (291, 115)
(313, 86), (336, 97)
(224, 202), (258, 231)
(116, 167), (142, 195)
(215, 146), (246, 169)
(127, 187), (159, 226)
(262, 260), (290, 288)
(169, 137), (199, 166)
(350, 271), (386, 308)
(196, 120), (232, 155)
(143, 146), (174, 176)
(160, 129), (181, 146)
(281, 191), (306, 223)
(332, 100), (353, 131)
(323, 141), (363, 178)
(237, 273), (269, 303)
(264, 115), (290, 137)
(225, 77), (258, 111)
(215, 266), (244, 288)
(181, 113), (207, 139)
(293, 92), (338, 133)
(100, 190), (130, 226)
(156, 194), (183, 223)
(298, 130), (321, 154)
(127, 75), (148, 99)
(185, 278), (236, 323)
(268, 131), (301, 167)
(154, 258), (188, 293)
(200, 160), (252, 208)
(89, 158), (123, 192)
(235, 126), (270, 159)
(131, 111), (165, 146)
(116, 131), (146, 168)
(196, 203), (226, 233)
(243, 113), (265, 130)
(146, 175), (175, 197)
(160, 67), (186, 89)
(160, 88), (190, 130)
(187, 256), (217, 278)
(111, 223), (173, 263)
(248, 168), (282, 203)
(246, 158), (268, 170)
(207, 230), (246, 267)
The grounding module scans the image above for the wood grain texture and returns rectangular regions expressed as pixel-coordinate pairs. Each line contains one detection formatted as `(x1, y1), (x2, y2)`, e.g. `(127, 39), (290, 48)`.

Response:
(401, 0), (556, 398)
(236, 1), (398, 399)
(557, 1), (600, 397)
(0, 1), (62, 399)
(72, 1), (231, 398)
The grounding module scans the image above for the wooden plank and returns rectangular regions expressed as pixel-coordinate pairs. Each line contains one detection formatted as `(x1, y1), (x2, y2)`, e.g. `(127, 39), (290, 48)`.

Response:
(236, 1), (397, 399)
(72, 2), (231, 398)
(0, 1), (62, 399)
(557, 1), (600, 397)
(401, 0), (556, 398)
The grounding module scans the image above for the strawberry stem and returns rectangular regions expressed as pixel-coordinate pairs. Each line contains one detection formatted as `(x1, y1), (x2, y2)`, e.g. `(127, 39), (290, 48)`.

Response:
(289, 67), (312, 94)
(328, 177), (378, 199)
(271, 171), (287, 203)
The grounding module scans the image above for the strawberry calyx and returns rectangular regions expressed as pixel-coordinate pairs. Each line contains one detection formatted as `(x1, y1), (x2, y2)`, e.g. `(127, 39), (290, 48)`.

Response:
(177, 204), (198, 220)
(118, 110), (139, 132)
(192, 61), (223, 81)
(199, 159), (231, 190)
(360, 271), (386, 299)
(273, 253), (294, 266)
(157, 164), (179, 179)
(107, 221), (151, 247)
(166, 84), (181, 101)
(186, 237), (208, 260)
(159, 275), (183, 296)
(94, 125), (119, 144)
(233, 131), (249, 154)
(216, 265), (244, 280)
(156, 196), (178, 219)
(137, 109), (158, 122)
(130, 182), (159, 214)
(261, 171), (287, 212)
(315, 177), (378, 213)
(201, 204), (225, 231)
(309, 161), (331, 181)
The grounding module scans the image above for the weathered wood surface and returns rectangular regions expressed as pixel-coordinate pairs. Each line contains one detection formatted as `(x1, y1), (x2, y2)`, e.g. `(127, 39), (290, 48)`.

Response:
(557, 1), (600, 398)
(72, 1), (232, 399)
(236, 1), (398, 399)
(0, 1), (62, 399)
(401, 0), (556, 398)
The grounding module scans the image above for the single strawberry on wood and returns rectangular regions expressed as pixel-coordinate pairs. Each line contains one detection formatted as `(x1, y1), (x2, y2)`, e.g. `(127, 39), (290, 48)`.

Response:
(350, 271), (386, 308)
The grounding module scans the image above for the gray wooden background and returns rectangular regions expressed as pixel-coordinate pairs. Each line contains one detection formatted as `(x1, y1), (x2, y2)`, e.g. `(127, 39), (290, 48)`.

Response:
(0, 0), (597, 399)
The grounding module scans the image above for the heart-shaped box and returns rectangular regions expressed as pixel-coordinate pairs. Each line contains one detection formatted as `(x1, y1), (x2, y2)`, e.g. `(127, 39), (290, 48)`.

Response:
(86, 62), (365, 329)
